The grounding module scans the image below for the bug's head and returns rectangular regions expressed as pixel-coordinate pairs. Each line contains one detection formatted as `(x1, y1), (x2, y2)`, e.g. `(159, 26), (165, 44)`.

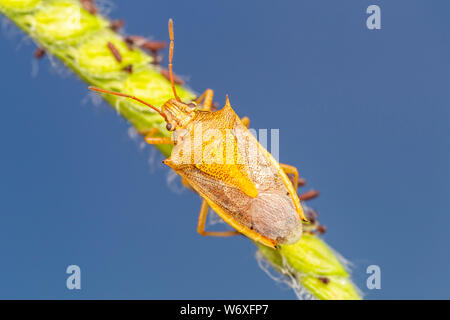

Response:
(161, 99), (197, 131)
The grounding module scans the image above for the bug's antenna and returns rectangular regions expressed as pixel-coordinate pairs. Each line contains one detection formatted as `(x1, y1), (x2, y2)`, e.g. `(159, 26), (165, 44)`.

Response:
(168, 19), (181, 102)
(88, 86), (166, 119)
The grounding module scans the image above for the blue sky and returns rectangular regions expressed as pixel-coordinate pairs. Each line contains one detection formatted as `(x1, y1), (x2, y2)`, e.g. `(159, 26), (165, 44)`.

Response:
(0, 0), (449, 299)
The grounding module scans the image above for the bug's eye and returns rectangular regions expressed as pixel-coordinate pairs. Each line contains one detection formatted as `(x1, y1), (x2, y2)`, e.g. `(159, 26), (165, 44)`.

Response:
(166, 123), (174, 131)
(187, 103), (196, 109)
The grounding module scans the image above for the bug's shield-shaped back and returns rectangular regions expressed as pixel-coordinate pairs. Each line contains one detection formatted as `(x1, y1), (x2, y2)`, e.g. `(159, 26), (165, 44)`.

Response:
(164, 101), (303, 247)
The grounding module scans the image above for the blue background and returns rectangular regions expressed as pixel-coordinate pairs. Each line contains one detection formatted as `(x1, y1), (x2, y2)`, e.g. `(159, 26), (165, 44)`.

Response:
(0, 0), (449, 299)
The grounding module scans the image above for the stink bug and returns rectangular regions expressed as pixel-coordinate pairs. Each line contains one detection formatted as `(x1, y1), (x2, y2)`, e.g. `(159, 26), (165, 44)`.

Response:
(89, 19), (306, 249)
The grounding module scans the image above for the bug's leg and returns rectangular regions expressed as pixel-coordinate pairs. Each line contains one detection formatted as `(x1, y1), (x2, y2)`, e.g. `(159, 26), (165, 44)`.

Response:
(280, 163), (299, 191)
(140, 127), (174, 145)
(145, 136), (173, 145)
(195, 89), (214, 111)
(197, 199), (240, 237)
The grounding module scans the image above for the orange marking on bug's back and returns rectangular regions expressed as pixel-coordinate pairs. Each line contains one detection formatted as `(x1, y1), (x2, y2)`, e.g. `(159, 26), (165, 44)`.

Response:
(195, 163), (258, 198)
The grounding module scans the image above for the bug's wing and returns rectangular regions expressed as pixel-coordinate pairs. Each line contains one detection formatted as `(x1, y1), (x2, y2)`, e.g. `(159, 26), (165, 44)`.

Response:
(230, 113), (306, 221)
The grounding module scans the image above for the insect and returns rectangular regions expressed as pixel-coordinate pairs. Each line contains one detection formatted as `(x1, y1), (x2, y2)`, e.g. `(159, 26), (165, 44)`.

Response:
(90, 19), (307, 249)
